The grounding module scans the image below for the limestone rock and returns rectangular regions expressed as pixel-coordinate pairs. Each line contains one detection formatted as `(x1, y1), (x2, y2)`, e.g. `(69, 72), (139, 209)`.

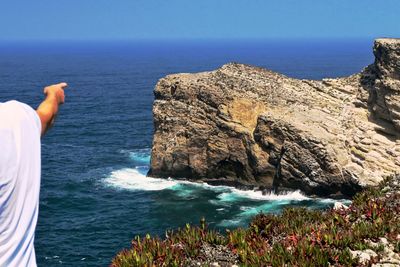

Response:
(367, 237), (400, 267)
(368, 38), (400, 131)
(149, 39), (400, 197)
(333, 202), (349, 210)
(350, 249), (378, 264)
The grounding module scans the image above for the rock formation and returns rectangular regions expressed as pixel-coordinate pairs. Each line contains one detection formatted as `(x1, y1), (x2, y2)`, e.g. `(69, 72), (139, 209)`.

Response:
(148, 38), (400, 197)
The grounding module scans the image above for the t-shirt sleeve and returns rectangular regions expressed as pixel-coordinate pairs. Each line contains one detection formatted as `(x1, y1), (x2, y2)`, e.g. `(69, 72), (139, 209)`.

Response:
(0, 100), (42, 136)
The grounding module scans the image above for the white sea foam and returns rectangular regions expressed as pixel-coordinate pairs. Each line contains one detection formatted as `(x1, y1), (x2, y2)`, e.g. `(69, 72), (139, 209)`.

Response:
(218, 188), (310, 202)
(103, 168), (177, 191)
(104, 147), (346, 228)
(104, 166), (311, 204)
(166, 178), (309, 202)
(114, 149), (309, 201)
(169, 180), (309, 203)
(106, 148), (315, 202)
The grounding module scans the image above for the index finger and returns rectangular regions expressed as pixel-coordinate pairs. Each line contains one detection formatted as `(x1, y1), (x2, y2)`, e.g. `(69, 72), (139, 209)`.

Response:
(56, 82), (68, 89)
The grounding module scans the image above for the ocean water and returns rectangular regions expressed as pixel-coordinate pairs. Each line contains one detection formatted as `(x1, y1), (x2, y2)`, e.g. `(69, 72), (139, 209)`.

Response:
(0, 39), (373, 266)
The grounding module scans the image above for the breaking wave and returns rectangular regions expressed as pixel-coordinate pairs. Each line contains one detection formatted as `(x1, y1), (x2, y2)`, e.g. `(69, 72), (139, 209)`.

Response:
(103, 166), (310, 203)
(103, 168), (178, 191)
(217, 188), (309, 202)
(103, 148), (349, 229)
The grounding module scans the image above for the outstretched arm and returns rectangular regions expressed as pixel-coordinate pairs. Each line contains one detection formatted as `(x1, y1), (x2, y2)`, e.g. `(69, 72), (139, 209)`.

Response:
(36, 82), (68, 136)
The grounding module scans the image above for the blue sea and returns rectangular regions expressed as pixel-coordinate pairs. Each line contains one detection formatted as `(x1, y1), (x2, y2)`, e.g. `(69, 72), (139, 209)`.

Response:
(0, 39), (373, 266)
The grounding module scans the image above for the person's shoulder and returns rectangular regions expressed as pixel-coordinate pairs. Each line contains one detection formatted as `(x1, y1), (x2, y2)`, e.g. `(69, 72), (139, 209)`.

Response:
(2, 100), (31, 110)
(1, 100), (35, 119)
(0, 100), (41, 135)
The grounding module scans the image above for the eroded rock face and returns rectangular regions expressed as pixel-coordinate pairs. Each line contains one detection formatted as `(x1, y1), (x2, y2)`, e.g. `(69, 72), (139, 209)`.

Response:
(369, 38), (400, 131)
(149, 39), (400, 197)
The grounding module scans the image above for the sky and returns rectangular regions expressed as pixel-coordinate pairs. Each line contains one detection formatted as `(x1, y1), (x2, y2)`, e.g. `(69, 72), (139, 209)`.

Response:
(0, 0), (399, 41)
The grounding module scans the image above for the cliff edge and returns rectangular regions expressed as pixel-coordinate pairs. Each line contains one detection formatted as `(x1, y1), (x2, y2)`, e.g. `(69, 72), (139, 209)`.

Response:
(148, 39), (400, 197)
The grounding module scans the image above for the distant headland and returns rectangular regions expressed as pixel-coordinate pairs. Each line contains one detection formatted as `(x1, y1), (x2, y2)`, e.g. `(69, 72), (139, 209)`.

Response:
(148, 38), (400, 198)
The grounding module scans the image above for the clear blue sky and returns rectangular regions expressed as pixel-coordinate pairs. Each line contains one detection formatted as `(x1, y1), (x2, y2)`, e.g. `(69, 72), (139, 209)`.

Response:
(0, 0), (399, 41)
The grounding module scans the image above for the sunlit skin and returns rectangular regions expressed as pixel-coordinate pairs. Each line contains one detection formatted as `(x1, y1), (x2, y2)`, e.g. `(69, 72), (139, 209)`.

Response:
(36, 82), (68, 136)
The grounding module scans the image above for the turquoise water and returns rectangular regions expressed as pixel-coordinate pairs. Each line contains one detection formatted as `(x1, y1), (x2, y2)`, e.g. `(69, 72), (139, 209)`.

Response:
(0, 40), (370, 266)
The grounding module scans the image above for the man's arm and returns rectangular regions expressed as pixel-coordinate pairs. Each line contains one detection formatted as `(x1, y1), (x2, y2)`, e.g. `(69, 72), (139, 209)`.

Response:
(36, 82), (68, 136)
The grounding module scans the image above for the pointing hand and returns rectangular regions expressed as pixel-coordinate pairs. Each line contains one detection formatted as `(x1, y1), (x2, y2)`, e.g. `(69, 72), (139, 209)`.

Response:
(43, 82), (68, 104)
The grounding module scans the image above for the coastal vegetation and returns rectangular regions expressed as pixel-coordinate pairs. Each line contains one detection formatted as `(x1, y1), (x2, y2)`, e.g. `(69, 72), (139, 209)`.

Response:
(111, 175), (400, 266)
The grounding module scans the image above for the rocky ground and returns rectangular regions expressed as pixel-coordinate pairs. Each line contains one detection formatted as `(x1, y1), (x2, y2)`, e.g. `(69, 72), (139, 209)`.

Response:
(149, 38), (400, 197)
(347, 176), (400, 267)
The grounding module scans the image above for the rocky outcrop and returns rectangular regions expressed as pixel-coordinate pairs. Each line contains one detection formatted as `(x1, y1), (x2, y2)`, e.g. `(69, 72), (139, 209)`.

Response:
(368, 38), (400, 131)
(148, 38), (400, 197)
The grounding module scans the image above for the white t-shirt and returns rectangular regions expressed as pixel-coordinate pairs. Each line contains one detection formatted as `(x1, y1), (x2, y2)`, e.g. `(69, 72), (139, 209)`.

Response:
(0, 101), (41, 267)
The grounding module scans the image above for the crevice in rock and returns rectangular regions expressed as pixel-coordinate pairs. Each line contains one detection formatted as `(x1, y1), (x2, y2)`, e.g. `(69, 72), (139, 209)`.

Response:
(272, 144), (286, 191)
(215, 158), (246, 180)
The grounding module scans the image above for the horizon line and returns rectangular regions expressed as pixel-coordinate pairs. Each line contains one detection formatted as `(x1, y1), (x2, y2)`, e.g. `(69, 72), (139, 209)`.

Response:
(0, 36), (385, 43)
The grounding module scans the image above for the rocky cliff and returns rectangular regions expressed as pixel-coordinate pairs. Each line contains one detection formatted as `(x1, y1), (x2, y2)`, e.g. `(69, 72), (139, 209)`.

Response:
(148, 38), (400, 197)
